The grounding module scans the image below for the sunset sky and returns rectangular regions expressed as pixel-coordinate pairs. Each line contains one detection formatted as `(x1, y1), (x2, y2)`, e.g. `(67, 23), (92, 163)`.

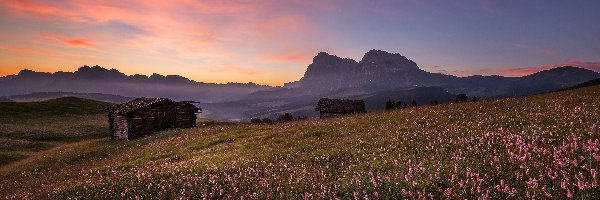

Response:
(1, 0), (599, 86)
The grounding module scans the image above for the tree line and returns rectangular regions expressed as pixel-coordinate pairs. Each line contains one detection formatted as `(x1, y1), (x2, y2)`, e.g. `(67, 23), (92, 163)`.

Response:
(250, 113), (307, 124)
(385, 94), (480, 110)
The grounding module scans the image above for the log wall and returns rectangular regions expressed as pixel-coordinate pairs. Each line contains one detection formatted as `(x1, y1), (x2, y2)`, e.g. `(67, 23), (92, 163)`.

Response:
(109, 113), (130, 140)
(109, 102), (198, 140)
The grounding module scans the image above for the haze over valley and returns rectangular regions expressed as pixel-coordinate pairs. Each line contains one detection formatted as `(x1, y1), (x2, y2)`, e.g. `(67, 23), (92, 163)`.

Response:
(3, 50), (599, 121)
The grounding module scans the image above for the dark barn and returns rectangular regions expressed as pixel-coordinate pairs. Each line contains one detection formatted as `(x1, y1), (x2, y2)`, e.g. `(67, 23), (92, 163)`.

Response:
(315, 98), (366, 118)
(107, 97), (200, 140)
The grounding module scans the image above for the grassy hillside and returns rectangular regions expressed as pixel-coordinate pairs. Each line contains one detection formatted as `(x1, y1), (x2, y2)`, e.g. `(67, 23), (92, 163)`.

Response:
(0, 97), (112, 166)
(1, 87), (600, 199)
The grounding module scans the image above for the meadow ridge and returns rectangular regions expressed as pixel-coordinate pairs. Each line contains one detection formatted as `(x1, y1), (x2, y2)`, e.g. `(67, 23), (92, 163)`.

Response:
(1, 86), (599, 199)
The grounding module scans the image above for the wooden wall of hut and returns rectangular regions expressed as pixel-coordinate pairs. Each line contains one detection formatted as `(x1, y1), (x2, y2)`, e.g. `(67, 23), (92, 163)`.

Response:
(175, 103), (197, 128)
(127, 104), (178, 139)
(108, 113), (129, 140)
(108, 101), (198, 141)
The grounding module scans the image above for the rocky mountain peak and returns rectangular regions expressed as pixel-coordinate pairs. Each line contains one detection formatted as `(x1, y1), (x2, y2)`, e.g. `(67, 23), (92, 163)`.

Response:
(304, 52), (358, 76)
(312, 52), (343, 64)
(74, 65), (125, 80)
(359, 49), (419, 71)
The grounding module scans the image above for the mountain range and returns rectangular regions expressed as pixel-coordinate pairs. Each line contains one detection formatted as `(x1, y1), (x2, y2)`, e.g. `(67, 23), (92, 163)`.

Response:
(284, 50), (600, 98)
(2, 50), (599, 121)
(0, 65), (270, 103)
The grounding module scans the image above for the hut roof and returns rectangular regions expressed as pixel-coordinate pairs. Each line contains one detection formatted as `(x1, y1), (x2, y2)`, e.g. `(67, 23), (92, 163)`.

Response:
(315, 98), (366, 113)
(107, 97), (173, 114)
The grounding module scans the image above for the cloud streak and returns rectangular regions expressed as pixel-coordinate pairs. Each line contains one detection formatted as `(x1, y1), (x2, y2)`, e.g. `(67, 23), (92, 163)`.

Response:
(41, 33), (94, 48)
(0, 44), (92, 58)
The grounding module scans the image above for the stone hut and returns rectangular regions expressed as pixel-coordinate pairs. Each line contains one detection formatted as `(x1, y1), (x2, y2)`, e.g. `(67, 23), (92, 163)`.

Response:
(107, 97), (200, 140)
(315, 98), (366, 118)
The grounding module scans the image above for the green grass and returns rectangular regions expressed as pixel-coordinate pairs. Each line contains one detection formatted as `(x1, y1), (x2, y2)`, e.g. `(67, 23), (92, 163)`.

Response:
(1, 87), (600, 199)
(0, 97), (112, 167)
(0, 153), (27, 166)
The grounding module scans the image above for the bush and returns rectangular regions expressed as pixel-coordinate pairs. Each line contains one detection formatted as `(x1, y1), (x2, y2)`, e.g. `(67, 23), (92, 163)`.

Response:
(276, 113), (294, 123)
(456, 94), (468, 102)
(385, 100), (406, 110)
(261, 118), (272, 124)
(385, 100), (395, 110)
(396, 101), (405, 108)
(296, 116), (307, 121)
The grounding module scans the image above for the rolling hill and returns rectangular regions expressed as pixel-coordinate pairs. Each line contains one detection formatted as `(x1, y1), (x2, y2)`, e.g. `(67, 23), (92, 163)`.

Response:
(1, 86), (599, 198)
(0, 97), (112, 168)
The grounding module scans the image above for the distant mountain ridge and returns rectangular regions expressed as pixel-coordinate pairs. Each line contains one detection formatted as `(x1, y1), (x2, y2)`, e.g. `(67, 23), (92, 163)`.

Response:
(286, 50), (600, 98)
(0, 65), (271, 103)
(4, 92), (134, 103)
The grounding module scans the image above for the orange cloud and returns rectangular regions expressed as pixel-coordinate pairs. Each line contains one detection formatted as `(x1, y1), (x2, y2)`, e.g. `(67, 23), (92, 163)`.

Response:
(264, 49), (315, 63)
(40, 33), (94, 48)
(64, 39), (93, 47)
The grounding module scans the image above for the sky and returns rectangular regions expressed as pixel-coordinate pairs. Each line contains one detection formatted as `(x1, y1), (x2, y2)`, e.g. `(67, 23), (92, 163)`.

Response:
(1, 0), (599, 86)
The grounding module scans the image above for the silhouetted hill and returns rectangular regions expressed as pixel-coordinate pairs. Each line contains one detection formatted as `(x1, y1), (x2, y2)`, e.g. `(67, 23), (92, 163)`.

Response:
(0, 97), (13, 102)
(0, 97), (113, 119)
(0, 65), (271, 103)
(558, 78), (600, 91)
(5, 92), (134, 103)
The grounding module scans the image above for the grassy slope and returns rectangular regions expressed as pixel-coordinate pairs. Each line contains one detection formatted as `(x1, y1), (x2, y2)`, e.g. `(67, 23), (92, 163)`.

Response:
(1, 87), (600, 199)
(0, 97), (112, 166)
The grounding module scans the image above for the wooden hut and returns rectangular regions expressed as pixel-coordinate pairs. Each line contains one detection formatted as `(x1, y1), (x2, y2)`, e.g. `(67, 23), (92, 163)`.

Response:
(107, 97), (200, 140)
(314, 98), (366, 118)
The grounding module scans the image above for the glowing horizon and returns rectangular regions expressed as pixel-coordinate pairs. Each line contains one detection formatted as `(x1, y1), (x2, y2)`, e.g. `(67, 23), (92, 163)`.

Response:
(1, 0), (599, 86)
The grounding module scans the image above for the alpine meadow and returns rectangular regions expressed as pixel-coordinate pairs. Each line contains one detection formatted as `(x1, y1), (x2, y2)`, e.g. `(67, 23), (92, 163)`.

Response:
(1, 85), (599, 198)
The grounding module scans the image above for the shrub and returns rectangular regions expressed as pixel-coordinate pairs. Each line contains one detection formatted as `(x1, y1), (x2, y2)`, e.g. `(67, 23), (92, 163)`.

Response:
(456, 94), (468, 102)
(261, 118), (273, 124)
(250, 118), (262, 124)
(276, 113), (294, 123)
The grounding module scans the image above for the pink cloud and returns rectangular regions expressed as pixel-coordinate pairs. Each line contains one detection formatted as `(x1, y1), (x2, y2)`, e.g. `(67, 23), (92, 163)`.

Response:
(2, 0), (57, 16)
